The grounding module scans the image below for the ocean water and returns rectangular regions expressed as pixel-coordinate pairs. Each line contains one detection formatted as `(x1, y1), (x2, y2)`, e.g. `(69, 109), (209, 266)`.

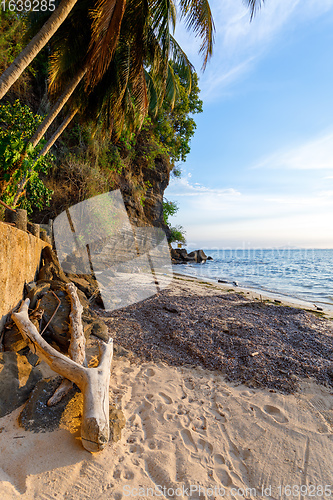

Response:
(173, 248), (333, 309)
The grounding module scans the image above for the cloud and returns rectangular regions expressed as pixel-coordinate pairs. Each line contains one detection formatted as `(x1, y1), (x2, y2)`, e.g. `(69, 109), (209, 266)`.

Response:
(167, 176), (241, 197)
(252, 131), (333, 170)
(175, 0), (333, 101)
(165, 176), (333, 247)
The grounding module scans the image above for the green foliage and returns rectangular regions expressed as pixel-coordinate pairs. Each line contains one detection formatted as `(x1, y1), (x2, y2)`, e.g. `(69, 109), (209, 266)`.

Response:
(163, 199), (186, 244)
(169, 225), (186, 245)
(0, 11), (26, 71)
(136, 116), (168, 169)
(153, 65), (203, 168)
(163, 199), (179, 225)
(0, 100), (53, 212)
(172, 166), (182, 178)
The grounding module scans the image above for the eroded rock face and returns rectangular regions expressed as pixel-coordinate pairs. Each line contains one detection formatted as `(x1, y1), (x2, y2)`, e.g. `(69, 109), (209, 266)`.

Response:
(0, 222), (50, 333)
(0, 352), (43, 417)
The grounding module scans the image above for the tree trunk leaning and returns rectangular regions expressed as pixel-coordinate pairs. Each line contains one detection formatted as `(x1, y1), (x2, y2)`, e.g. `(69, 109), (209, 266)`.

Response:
(0, 0), (79, 99)
(12, 298), (113, 452)
(39, 109), (78, 157)
(12, 108), (78, 208)
(29, 67), (87, 149)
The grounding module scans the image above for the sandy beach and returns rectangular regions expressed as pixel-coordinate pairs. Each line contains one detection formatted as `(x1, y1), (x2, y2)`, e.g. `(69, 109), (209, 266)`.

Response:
(0, 275), (333, 500)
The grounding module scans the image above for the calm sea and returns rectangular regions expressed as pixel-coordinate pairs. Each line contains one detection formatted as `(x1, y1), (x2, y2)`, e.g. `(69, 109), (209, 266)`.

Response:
(173, 248), (333, 309)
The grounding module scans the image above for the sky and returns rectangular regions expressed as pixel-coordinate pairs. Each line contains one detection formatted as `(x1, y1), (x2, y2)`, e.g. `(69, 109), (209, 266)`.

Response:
(165, 0), (333, 249)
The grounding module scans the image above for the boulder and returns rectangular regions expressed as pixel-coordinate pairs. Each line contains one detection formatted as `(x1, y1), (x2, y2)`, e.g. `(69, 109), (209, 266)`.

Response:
(66, 274), (97, 299)
(170, 248), (186, 263)
(3, 325), (28, 352)
(186, 250), (207, 263)
(0, 352), (43, 417)
(171, 248), (210, 264)
(27, 281), (51, 309)
(18, 377), (79, 432)
(39, 288), (104, 350)
(19, 377), (126, 442)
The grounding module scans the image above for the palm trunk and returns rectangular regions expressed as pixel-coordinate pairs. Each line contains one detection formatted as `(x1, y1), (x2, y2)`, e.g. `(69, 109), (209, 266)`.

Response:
(30, 66), (87, 148)
(0, 67), (86, 198)
(12, 109), (78, 207)
(39, 108), (78, 156)
(0, 0), (79, 99)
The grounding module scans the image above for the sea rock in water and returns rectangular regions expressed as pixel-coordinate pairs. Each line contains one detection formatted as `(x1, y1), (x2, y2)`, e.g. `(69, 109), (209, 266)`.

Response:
(170, 248), (187, 263)
(187, 250), (207, 263)
(171, 248), (209, 264)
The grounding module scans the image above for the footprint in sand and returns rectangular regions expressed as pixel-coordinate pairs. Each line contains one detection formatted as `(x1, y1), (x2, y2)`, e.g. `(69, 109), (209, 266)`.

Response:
(214, 454), (225, 465)
(138, 399), (153, 415)
(129, 443), (144, 454)
(263, 405), (289, 423)
(159, 392), (173, 404)
(184, 379), (195, 390)
(215, 467), (233, 487)
(197, 438), (213, 454)
(145, 456), (177, 494)
(113, 469), (121, 479)
(148, 439), (157, 450)
(240, 390), (255, 398)
(122, 367), (134, 374)
(113, 469), (134, 481)
(180, 429), (197, 452)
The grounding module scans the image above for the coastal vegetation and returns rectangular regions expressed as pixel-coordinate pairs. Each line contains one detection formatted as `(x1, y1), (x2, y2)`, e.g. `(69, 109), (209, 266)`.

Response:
(0, 1), (213, 243)
(0, 1), (261, 240)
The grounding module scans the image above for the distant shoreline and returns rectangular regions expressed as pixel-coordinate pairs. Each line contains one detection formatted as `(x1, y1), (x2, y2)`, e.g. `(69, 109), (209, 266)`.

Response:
(172, 270), (333, 318)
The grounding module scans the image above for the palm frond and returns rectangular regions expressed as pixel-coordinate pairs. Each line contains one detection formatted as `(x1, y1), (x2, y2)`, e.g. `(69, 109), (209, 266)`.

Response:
(244, 0), (265, 21)
(169, 35), (193, 92)
(178, 0), (215, 70)
(145, 70), (159, 116)
(87, 0), (126, 89)
(165, 62), (179, 109)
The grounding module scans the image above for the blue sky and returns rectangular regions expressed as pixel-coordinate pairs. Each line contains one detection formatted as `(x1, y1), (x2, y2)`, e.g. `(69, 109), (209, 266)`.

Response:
(165, 0), (333, 249)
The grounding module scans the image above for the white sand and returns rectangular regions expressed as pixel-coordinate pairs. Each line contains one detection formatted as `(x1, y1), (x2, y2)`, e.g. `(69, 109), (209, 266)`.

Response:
(0, 354), (333, 500)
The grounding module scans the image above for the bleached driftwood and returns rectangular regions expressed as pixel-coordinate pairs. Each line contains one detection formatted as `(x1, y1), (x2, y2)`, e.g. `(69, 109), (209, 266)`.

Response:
(12, 298), (113, 452)
(47, 283), (86, 406)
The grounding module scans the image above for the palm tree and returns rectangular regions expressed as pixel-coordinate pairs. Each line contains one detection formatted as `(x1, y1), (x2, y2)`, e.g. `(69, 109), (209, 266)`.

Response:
(10, 11), (196, 205)
(0, 0), (79, 99)
(0, 0), (264, 101)
(1, 0), (265, 199)
(0, 0), (126, 196)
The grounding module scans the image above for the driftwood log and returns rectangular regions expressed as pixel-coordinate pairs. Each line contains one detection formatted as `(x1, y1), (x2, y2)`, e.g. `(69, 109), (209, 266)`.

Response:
(12, 296), (113, 453)
(47, 282), (86, 406)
